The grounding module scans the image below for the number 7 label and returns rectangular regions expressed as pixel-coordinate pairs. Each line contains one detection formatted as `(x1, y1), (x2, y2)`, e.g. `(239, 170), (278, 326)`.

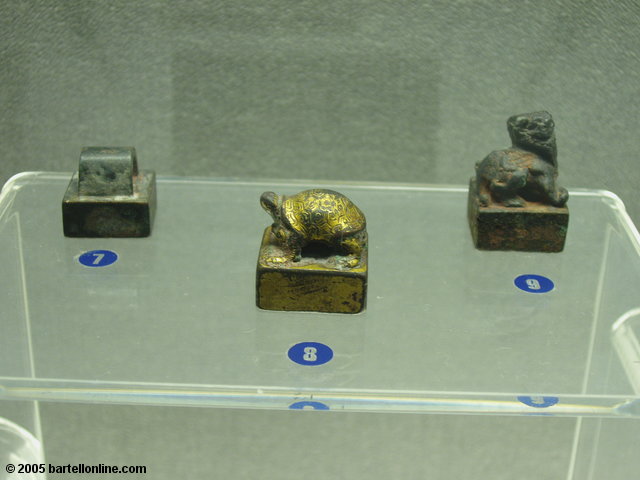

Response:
(78, 250), (118, 267)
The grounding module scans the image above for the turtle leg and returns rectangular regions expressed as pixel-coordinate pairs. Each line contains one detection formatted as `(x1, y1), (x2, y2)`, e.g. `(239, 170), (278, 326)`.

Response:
(290, 239), (303, 262)
(339, 232), (366, 267)
(266, 225), (298, 264)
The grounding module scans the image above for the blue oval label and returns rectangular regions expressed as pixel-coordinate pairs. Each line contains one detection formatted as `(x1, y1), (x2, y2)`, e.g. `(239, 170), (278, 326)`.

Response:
(288, 342), (333, 366)
(517, 396), (559, 408)
(514, 274), (554, 293)
(289, 401), (330, 410)
(78, 250), (118, 267)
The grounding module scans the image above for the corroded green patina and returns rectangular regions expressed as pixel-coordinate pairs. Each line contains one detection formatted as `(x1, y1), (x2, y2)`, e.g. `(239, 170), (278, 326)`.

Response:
(62, 147), (156, 237)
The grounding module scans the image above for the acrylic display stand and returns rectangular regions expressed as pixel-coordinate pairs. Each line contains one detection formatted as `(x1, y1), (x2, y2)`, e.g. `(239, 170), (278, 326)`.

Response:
(1, 173), (639, 479)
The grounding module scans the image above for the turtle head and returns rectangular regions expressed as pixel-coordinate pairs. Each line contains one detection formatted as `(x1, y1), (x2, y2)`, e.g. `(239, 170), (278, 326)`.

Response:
(260, 191), (281, 223)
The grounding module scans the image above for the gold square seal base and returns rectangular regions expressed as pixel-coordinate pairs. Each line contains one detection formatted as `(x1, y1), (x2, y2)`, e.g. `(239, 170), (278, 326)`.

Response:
(256, 227), (367, 314)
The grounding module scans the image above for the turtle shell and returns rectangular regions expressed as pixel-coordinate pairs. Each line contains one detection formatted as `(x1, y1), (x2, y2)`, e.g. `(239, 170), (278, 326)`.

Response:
(281, 189), (366, 241)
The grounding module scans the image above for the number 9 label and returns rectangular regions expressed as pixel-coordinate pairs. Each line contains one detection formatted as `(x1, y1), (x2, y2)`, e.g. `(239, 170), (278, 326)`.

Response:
(514, 274), (554, 293)
(288, 342), (333, 366)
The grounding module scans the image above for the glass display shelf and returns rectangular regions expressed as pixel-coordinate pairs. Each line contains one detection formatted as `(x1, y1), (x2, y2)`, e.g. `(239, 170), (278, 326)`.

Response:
(1, 172), (640, 418)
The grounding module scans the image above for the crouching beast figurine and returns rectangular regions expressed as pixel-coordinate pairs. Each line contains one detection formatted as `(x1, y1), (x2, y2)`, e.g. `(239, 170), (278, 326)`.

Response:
(475, 111), (568, 208)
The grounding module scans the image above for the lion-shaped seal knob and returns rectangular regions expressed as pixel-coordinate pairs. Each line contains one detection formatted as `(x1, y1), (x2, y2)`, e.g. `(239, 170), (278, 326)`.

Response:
(475, 111), (568, 208)
(260, 189), (367, 267)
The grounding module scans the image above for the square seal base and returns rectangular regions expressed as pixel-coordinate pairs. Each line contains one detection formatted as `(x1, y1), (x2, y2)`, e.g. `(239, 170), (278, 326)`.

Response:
(62, 171), (156, 237)
(256, 227), (367, 314)
(468, 179), (569, 252)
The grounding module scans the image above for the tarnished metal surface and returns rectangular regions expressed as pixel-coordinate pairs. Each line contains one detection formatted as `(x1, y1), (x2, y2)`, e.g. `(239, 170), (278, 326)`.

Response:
(256, 227), (367, 313)
(475, 111), (568, 208)
(468, 112), (569, 252)
(62, 147), (156, 237)
(257, 189), (368, 313)
(468, 179), (568, 252)
(78, 147), (138, 196)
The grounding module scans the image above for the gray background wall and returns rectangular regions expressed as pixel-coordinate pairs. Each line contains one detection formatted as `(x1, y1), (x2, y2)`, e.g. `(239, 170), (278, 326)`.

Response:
(2, 1), (640, 221)
(1, 1), (639, 478)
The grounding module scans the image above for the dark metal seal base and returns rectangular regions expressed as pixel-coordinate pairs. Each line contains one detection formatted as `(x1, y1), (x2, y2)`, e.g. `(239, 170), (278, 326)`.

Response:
(62, 171), (156, 237)
(468, 179), (569, 252)
(256, 227), (367, 313)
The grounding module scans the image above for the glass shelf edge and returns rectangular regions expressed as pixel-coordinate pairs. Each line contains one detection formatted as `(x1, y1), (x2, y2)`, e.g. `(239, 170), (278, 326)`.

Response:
(0, 377), (637, 418)
(2, 171), (628, 198)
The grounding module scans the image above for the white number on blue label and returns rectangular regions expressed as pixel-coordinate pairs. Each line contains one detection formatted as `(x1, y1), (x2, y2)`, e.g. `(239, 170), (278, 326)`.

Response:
(526, 278), (541, 290)
(514, 274), (554, 293)
(517, 396), (559, 408)
(288, 342), (333, 366)
(289, 401), (330, 410)
(78, 250), (118, 267)
(303, 347), (318, 362)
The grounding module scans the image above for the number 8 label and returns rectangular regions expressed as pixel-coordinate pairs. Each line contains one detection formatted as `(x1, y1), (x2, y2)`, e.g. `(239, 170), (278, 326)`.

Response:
(303, 347), (318, 362)
(288, 342), (333, 366)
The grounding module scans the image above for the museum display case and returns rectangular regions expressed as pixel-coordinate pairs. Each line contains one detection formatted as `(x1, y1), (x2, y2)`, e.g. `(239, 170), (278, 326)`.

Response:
(1, 173), (638, 479)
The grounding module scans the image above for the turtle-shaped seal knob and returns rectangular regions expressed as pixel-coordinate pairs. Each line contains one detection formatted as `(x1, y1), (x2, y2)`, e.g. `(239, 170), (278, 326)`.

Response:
(260, 189), (367, 267)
